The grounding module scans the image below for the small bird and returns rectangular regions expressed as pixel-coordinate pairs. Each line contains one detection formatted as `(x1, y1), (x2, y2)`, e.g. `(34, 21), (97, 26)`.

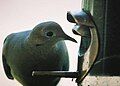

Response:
(2, 21), (77, 86)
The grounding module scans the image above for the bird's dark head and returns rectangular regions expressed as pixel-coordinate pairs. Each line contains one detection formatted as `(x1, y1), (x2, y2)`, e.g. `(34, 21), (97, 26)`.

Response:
(27, 21), (77, 46)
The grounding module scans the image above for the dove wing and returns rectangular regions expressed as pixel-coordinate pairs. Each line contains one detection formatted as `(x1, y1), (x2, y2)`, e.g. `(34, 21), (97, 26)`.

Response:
(2, 34), (14, 80)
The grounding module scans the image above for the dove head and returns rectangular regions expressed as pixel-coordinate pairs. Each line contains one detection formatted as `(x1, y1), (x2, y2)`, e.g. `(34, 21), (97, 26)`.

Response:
(27, 21), (77, 46)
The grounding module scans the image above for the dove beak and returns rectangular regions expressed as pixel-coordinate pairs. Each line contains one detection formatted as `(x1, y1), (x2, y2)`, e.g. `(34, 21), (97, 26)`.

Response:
(63, 34), (77, 43)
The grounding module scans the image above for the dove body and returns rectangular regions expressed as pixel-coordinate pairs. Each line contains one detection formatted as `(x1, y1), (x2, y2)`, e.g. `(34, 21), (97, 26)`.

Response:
(2, 21), (77, 86)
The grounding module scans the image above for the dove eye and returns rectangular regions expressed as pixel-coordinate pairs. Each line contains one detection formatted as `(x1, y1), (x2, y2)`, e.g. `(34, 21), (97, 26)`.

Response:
(46, 31), (54, 37)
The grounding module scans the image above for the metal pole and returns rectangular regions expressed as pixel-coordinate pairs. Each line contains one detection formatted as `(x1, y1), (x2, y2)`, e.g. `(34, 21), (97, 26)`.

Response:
(32, 71), (78, 78)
